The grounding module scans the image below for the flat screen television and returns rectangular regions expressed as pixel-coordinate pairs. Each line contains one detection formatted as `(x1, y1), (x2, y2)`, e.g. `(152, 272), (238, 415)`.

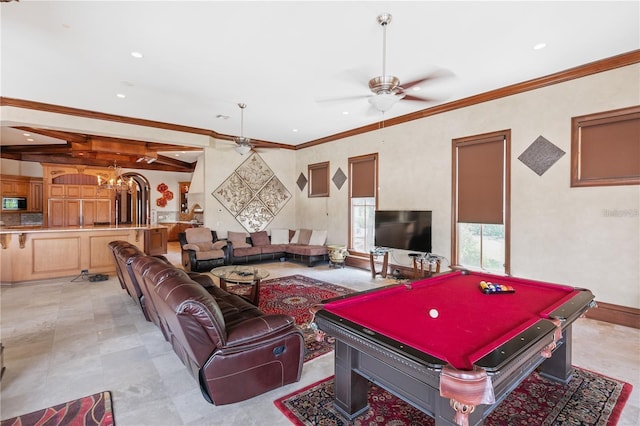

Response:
(374, 210), (432, 253)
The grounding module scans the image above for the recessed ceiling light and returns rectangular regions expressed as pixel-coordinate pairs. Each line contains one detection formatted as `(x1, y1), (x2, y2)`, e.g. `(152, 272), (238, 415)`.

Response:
(533, 42), (547, 50)
(174, 153), (180, 157)
(131, 51), (143, 58)
(292, 129), (299, 133)
(23, 133), (30, 137)
(342, 111), (349, 115)
(116, 93), (126, 98)
(26, 138), (34, 142)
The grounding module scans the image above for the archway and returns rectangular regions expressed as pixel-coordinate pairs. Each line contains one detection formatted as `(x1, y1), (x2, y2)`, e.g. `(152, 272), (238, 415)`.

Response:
(116, 172), (151, 225)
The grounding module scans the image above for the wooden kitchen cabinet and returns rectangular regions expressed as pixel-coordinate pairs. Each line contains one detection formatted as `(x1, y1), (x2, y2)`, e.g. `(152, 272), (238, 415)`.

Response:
(145, 227), (168, 255)
(165, 222), (193, 241)
(29, 179), (43, 212)
(49, 185), (65, 198)
(1, 178), (29, 196)
(48, 199), (66, 227)
(49, 199), (81, 227)
(48, 199), (110, 227)
(95, 199), (111, 223)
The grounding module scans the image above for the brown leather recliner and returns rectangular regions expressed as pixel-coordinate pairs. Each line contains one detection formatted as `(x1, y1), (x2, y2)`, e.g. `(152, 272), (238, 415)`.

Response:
(130, 255), (304, 404)
(108, 240), (215, 325)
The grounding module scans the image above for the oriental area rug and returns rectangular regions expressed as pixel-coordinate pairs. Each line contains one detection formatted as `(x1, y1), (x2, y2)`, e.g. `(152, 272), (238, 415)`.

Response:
(228, 274), (354, 362)
(275, 368), (632, 426)
(1, 391), (113, 426)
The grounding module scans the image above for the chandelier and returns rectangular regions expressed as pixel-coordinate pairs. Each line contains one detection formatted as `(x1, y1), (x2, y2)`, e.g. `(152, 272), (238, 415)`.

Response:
(98, 161), (133, 193)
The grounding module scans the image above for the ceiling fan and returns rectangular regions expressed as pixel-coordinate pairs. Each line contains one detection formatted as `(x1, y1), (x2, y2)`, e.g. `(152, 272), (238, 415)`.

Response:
(233, 103), (253, 155)
(322, 13), (452, 113)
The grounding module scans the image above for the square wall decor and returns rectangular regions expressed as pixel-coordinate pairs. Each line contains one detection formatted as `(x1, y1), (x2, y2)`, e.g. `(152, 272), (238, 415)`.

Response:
(212, 153), (291, 232)
(518, 135), (565, 176)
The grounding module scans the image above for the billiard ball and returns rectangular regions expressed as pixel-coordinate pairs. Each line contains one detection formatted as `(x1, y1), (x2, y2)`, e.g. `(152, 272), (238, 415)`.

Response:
(429, 308), (439, 318)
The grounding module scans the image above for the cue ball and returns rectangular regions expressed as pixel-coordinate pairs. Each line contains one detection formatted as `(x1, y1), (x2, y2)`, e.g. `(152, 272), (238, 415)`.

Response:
(429, 309), (439, 318)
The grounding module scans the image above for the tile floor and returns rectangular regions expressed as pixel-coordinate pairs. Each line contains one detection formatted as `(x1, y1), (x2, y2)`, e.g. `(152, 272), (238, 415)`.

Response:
(1, 243), (638, 425)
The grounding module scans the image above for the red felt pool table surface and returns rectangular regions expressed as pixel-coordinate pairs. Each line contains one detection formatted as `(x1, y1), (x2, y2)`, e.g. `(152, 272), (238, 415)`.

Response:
(322, 270), (581, 370)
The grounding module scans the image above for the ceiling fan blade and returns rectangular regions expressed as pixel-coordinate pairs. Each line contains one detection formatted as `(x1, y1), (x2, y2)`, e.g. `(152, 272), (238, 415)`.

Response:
(402, 94), (441, 102)
(401, 68), (455, 90)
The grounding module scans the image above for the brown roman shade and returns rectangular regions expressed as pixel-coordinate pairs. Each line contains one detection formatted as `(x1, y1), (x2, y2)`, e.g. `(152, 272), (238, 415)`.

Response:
(456, 134), (505, 224)
(350, 155), (376, 197)
(572, 106), (640, 186)
(308, 161), (329, 197)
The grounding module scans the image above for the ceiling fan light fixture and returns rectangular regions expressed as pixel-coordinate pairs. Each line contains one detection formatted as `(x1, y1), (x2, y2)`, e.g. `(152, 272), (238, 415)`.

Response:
(369, 92), (404, 112)
(234, 144), (251, 155)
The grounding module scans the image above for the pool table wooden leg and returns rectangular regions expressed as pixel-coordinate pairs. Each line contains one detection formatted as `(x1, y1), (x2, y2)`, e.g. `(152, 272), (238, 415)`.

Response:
(538, 325), (573, 384)
(333, 340), (369, 419)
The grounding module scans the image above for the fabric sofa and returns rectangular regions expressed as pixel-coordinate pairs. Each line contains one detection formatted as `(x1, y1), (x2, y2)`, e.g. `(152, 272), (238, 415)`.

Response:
(108, 240), (304, 404)
(226, 228), (329, 267)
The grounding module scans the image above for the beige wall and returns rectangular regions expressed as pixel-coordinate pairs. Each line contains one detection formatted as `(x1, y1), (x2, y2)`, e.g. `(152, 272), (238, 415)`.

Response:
(294, 64), (640, 308)
(2, 64), (638, 309)
(1, 158), (43, 177)
(200, 139), (298, 238)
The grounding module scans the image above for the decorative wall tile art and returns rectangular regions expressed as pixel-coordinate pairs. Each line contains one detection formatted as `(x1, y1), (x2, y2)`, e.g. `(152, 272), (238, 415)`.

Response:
(212, 153), (291, 232)
(518, 135), (566, 176)
(332, 167), (347, 190)
(296, 173), (308, 191)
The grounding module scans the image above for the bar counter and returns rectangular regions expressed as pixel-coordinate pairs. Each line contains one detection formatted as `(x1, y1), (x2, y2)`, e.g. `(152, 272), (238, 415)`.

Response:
(0, 225), (167, 284)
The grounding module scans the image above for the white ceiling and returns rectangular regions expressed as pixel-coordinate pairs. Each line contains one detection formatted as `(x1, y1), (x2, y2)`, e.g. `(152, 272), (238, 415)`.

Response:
(1, 1), (638, 152)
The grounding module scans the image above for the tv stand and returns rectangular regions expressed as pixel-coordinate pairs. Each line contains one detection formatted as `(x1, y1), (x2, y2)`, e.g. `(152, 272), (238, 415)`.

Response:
(369, 248), (389, 279)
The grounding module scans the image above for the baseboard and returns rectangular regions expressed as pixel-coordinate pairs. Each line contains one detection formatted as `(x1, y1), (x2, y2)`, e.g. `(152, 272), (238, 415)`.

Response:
(584, 301), (640, 329)
(345, 255), (639, 329)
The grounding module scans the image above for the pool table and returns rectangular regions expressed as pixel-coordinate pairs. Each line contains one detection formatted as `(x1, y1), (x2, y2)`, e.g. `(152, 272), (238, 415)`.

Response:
(314, 270), (595, 426)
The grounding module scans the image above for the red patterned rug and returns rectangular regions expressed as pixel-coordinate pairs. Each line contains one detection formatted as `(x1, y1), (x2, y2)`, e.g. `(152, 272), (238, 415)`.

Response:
(275, 367), (632, 425)
(230, 274), (354, 362)
(1, 391), (113, 426)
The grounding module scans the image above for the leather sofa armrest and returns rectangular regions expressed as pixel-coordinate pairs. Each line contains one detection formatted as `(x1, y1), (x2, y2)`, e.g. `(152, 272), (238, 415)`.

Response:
(188, 272), (215, 288)
(225, 314), (297, 347)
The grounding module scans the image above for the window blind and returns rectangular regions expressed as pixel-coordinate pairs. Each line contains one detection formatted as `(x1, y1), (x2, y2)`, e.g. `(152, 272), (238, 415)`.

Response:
(350, 155), (376, 197)
(456, 135), (505, 224)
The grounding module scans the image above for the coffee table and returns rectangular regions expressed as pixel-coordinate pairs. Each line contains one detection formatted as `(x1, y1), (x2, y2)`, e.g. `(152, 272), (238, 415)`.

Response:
(210, 265), (270, 305)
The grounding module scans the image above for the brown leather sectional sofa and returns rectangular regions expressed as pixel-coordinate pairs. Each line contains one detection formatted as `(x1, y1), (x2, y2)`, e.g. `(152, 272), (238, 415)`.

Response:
(108, 241), (304, 405)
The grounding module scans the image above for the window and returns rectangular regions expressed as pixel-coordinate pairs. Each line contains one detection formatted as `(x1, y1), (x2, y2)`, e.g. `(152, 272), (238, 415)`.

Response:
(349, 154), (378, 254)
(571, 105), (640, 187)
(308, 161), (330, 197)
(452, 130), (510, 274)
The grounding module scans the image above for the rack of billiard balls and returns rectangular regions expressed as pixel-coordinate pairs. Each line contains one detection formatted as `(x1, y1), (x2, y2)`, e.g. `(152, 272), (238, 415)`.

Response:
(480, 280), (515, 294)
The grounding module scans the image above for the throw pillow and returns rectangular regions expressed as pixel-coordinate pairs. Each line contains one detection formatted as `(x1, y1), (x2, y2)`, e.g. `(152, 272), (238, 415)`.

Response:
(228, 231), (252, 248)
(298, 229), (312, 245)
(270, 228), (290, 245)
(227, 231), (247, 243)
(290, 229), (300, 244)
(308, 230), (328, 246)
(250, 231), (270, 246)
(185, 227), (213, 244)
